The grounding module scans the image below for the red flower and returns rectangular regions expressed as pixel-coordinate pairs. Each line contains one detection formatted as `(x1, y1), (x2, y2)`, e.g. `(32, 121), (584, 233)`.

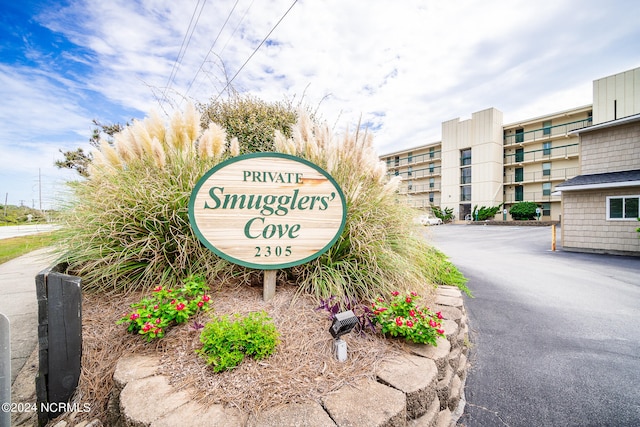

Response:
(197, 301), (204, 308)
(176, 303), (186, 311)
(395, 317), (403, 326)
(129, 313), (140, 320)
(378, 307), (387, 313)
(170, 299), (176, 305)
(437, 329), (445, 335)
(155, 318), (161, 324)
(153, 286), (162, 292)
(391, 291), (400, 296)
(406, 320), (414, 328)
(436, 311), (443, 320)
(409, 309), (416, 317)
(405, 297), (412, 304)
(202, 295), (211, 302)
(142, 322), (152, 332)
(429, 319), (437, 328)
(147, 314), (152, 318)
(410, 291), (418, 297)
(153, 305), (159, 310)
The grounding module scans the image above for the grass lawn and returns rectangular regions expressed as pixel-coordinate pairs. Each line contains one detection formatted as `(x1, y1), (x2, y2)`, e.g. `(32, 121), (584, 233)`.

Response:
(0, 232), (58, 265)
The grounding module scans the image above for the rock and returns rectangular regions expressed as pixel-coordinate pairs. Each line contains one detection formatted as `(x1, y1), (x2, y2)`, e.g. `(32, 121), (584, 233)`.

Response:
(377, 354), (438, 419)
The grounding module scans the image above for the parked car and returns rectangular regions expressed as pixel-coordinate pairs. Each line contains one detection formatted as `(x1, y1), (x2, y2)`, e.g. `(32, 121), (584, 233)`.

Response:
(415, 215), (443, 226)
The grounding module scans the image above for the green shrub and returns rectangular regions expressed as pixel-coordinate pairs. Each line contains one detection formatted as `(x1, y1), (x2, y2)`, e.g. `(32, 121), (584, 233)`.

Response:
(472, 203), (503, 221)
(431, 205), (454, 223)
(509, 201), (538, 220)
(197, 311), (279, 372)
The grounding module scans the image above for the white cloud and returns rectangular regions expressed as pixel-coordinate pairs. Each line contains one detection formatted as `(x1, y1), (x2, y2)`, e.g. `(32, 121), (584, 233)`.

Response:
(1, 0), (639, 206)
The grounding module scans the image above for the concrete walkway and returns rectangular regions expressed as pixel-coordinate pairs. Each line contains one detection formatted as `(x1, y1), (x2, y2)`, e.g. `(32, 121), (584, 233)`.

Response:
(0, 248), (56, 383)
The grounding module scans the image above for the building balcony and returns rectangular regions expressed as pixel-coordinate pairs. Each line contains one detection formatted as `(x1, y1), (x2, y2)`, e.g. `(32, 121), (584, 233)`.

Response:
(504, 143), (579, 166)
(504, 167), (578, 185)
(503, 192), (561, 203)
(386, 151), (442, 169)
(400, 183), (441, 194)
(504, 117), (592, 146)
(406, 196), (441, 209)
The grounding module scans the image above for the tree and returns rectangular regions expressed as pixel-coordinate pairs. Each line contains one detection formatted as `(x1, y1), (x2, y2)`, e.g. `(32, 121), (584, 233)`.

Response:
(199, 94), (298, 154)
(509, 201), (538, 220)
(55, 120), (125, 177)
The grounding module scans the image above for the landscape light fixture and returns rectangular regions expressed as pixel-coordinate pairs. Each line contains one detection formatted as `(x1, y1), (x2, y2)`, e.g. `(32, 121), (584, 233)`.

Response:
(329, 310), (358, 362)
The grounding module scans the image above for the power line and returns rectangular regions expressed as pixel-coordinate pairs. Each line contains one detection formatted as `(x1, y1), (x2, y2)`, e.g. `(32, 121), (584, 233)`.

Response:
(184, 0), (242, 98)
(161, 0), (208, 107)
(212, 0), (299, 102)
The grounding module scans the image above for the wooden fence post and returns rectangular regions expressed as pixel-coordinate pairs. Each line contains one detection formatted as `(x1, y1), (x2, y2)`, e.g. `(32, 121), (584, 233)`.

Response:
(35, 266), (82, 425)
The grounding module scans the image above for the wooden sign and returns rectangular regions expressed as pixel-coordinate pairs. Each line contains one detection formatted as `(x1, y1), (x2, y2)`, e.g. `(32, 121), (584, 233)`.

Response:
(189, 153), (347, 270)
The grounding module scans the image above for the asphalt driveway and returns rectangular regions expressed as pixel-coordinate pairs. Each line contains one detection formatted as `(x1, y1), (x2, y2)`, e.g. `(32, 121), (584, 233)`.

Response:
(427, 225), (640, 427)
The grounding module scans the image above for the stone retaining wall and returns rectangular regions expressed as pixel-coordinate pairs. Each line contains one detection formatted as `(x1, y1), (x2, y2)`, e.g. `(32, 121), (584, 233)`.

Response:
(54, 286), (470, 427)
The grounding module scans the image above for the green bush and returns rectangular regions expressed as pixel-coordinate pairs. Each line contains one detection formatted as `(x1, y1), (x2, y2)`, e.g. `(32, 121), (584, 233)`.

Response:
(431, 205), (454, 223)
(509, 201), (538, 220)
(197, 311), (279, 372)
(472, 204), (502, 221)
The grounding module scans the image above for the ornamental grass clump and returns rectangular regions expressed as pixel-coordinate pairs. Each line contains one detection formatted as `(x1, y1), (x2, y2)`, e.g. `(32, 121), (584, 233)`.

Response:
(58, 100), (466, 301)
(57, 104), (240, 292)
(276, 114), (468, 302)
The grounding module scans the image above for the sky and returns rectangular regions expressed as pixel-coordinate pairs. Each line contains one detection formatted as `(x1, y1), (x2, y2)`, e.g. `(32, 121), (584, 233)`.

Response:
(1, 0), (639, 210)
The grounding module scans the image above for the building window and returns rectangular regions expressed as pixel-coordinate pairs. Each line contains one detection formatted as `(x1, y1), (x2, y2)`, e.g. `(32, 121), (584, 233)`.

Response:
(408, 166), (412, 177)
(460, 148), (471, 166)
(461, 185), (471, 201)
(461, 167), (472, 184)
(394, 156), (399, 167)
(542, 162), (551, 176)
(429, 177), (435, 188)
(543, 120), (552, 136)
(542, 202), (551, 216)
(429, 147), (435, 159)
(429, 163), (434, 173)
(429, 192), (434, 203)
(607, 195), (640, 220)
(515, 148), (524, 163)
(515, 185), (524, 201)
(408, 152), (413, 163)
(408, 180), (413, 191)
(394, 170), (399, 176)
(542, 182), (551, 196)
(543, 142), (552, 155)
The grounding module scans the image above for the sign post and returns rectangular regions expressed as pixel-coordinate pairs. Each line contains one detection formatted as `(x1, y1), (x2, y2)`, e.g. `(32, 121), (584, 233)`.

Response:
(189, 153), (347, 300)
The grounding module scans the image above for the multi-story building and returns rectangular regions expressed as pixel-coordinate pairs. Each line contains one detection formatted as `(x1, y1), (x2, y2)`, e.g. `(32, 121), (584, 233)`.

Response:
(381, 66), (639, 222)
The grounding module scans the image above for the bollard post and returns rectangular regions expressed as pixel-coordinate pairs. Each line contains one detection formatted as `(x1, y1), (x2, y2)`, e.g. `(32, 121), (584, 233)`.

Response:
(0, 313), (10, 427)
(551, 224), (557, 251)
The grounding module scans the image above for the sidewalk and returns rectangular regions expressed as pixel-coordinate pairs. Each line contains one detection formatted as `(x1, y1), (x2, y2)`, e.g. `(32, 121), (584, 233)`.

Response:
(0, 248), (56, 383)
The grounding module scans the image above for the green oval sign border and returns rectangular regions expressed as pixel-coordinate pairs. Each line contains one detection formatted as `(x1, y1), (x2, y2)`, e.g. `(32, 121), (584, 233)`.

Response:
(188, 152), (347, 270)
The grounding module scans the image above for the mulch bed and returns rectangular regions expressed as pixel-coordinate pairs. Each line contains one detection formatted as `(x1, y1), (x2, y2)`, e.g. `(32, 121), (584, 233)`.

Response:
(68, 280), (424, 423)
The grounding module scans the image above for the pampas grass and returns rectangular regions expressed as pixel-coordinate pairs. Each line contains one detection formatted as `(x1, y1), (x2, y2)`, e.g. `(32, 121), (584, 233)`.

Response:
(58, 104), (466, 300)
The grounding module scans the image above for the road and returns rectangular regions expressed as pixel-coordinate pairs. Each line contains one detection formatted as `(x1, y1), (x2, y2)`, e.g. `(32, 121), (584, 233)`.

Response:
(427, 225), (640, 427)
(0, 224), (60, 240)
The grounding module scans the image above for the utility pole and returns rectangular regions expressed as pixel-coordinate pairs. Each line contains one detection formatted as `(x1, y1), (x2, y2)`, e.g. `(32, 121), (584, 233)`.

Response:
(39, 168), (43, 212)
